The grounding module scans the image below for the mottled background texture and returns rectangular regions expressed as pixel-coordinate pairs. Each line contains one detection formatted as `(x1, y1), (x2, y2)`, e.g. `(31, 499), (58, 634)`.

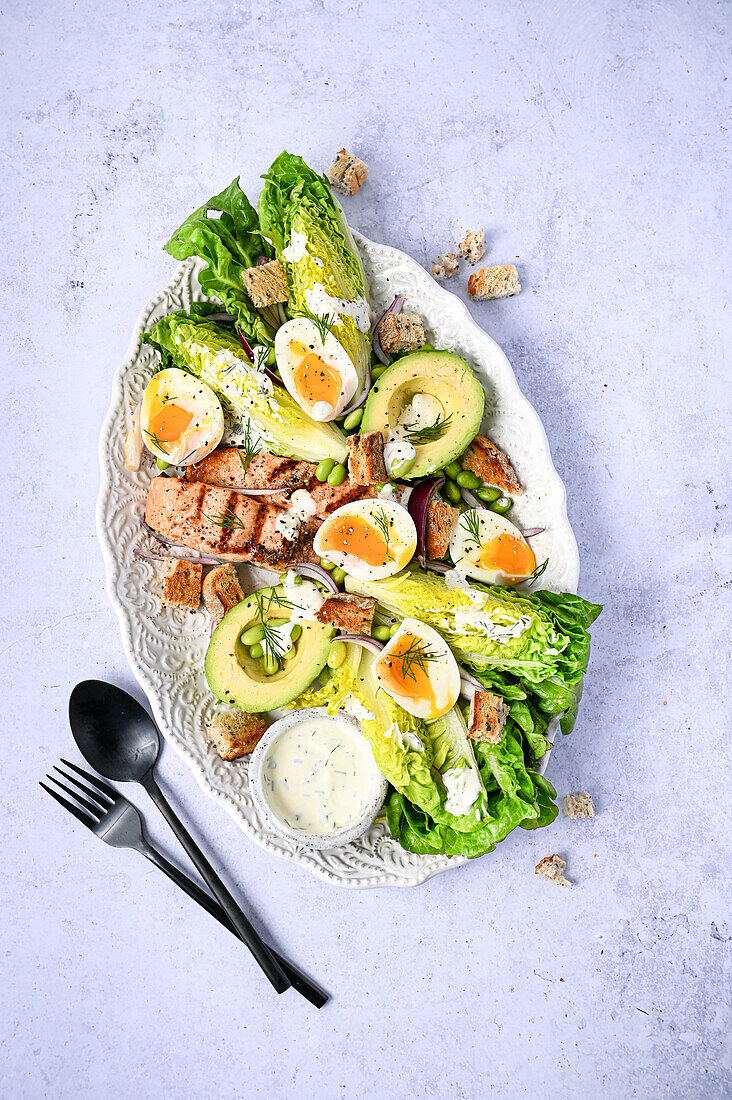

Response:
(1, 1), (730, 1097)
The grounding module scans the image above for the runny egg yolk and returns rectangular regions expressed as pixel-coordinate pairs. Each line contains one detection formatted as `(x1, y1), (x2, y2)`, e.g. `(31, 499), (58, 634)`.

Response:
(478, 533), (535, 579)
(289, 339), (342, 409)
(378, 633), (437, 711)
(319, 515), (390, 567)
(149, 402), (193, 444)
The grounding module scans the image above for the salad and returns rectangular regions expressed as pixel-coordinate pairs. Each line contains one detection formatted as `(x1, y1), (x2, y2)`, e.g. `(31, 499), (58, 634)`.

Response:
(127, 150), (601, 860)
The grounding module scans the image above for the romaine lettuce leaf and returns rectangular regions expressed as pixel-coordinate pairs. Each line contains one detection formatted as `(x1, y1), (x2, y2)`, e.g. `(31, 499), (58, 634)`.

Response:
(258, 151), (371, 391)
(164, 178), (276, 346)
(142, 310), (347, 463)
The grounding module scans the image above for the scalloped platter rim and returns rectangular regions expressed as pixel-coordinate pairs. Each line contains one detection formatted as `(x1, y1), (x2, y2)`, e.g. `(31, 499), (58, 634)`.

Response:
(97, 232), (579, 889)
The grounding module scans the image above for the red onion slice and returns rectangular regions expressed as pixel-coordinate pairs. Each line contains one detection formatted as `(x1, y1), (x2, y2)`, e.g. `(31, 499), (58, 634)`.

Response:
(423, 560), (452, 574)
(460, 670), (483, 699)
(236, 329), (254, 360)
(371, 294), (405, 366)
(521, 526), (545, 538)
(336, 634), (385, 654)
(291, 563), (339, 594)
(263, 366), (280, 386)
(341, 360), (372, 416)
(407, 476), (445, 566)
(460, 488), (482, 510)
(134, 547), (223, 566)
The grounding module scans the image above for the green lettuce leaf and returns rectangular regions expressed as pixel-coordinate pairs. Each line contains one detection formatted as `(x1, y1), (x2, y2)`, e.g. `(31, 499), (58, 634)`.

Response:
(164, 178), (276, 346)
(258, 151), (371, 391)
(141, 310), (347, 463)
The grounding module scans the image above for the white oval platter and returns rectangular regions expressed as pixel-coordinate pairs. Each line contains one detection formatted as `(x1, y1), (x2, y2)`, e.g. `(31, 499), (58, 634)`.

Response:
(97, 232), (579, 889)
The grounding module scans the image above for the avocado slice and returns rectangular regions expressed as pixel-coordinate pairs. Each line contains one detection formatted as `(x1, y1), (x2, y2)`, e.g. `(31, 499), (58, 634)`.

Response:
(205, 586), (333, 712)
(361, 350), (485, 478)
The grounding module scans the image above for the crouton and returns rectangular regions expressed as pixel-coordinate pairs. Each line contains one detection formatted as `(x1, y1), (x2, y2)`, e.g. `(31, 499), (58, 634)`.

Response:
(467, 690), (510, 744)
(377, 312), (426, 354)
(462, 434), (522, 496)
(535, 854), (572, 887)
(457, 230), (486, 265)
(315, 593), (377, 635)
(160, 559), (203, 611)
(563, 792), (596, 819)
(206, 712), (267, 761)
(346, 431), (388, 485)
(202, 564), (246, 625)
(432, 253), (459, 280)
(468, 264), (521, 301)
(425, 499), (460, 560)
(326, 148), (368, 196)
(240, 260), (288, 307)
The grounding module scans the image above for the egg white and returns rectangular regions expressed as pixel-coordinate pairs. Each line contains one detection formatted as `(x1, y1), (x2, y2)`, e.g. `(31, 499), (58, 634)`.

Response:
(449, 508), (536, 585)
(372, 617), (461, 720)
(140, 368), (224, 465)
(312, 498), (417, 581)
(275, 317), (358, 421)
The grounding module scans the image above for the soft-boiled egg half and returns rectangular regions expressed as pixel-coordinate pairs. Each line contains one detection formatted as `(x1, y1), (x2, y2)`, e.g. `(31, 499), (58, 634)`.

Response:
(313, 499), (417, 580)
(140, 368), (224, 465)
(372, 618), (461, 721)
(449, 509), (536, 586)
(275, 316), (358, 421)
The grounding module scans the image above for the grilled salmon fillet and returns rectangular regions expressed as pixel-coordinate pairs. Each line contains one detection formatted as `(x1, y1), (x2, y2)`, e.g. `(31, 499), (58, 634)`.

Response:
(145, 477), (312, 571)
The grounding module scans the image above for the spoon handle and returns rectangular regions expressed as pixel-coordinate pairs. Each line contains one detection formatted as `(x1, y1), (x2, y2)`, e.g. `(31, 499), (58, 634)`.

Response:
(140, 772), (290, 995)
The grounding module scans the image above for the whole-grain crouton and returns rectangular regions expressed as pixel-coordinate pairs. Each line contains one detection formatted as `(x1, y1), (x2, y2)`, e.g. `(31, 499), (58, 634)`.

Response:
(326, 149), (368, 196)
(457, 230), (486, 265)
(206, 712), (267, 761)
(241, 259), (288, 307)
(161, 559), (203, 611)
(315, 593), (377, 635)
(468, 264), (521, 301)
(346, 431), (388, 484)
(203, 564), (246, 625)
(432, 253), (459, 280)
(425, 499), (460, 560)
(467, 690), (510, 744)
(535, 854), (572, 887)
(462, 434), (522, 495)
(563, 792), (596, 819)
(377, 312), (426, 354)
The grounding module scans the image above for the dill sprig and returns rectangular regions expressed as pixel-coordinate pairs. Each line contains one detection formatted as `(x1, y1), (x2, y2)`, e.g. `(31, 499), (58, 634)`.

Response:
(525, 557), (549, 588)
(459, 509), (482, 549)
(403, 412), (453, 445)
(236, 420), (261, 475)
(142, 428), (170, 455)
(252, 589), (297, 670)
(371, 507), (393, 559)
(293, 307), (338, 344)
(204, 507), (246, 532)
(393, 636), (438, 682)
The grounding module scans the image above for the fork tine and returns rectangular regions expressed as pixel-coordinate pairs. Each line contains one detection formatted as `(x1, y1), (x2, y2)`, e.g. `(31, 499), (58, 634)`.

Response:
(59, 758), (118, 802)
(54, 765), (114, 810)
(46, 774), (103, 821)
(40, 780), (96, 829)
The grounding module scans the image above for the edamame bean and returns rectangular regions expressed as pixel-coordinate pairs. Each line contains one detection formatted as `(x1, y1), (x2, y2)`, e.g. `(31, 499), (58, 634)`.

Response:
(262, 654), (279, 675)
(327, 640), (347, 669)
(327, 463), (347, 487)
(444, 480), (462, 505)
(156, 458), (170, 471)
(249, 642), (264, 660)
(456, 470), (481, 490)
(343, 408), (363, 431)
(316, 458), (336, 482)
(444, 461), (462, 481)
(279, 570), (303, 585)
(490, 497), (512, 515)
(372, 624), (392, 642)
(266, 346), (276, 366)
(241, 624), (265, 646)
(283, 646), (296, 661)
(389, 622), (401, 638)
(289, 623), (302, 643)
(267, 617), (290, 630)
(390, 454), (415, 479)
(371, 365), (387, 380)
(477, 486), (501, 504)
(320, 558), (336, 571)
(331, 567), (346, 585)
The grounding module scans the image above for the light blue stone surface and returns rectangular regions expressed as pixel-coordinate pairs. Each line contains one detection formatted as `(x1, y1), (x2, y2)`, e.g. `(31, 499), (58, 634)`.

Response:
(1, 1), (729, 1096)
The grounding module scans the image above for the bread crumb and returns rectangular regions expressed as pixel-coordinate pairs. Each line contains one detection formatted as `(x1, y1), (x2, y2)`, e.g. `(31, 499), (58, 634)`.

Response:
(326, 149), (368, 196)
(535, 854), (572, 887)
(563, 792), (595, 818)
(457, 229), (486, 264)
(432, 253), (459, 280)
(468, 264), (521, 301)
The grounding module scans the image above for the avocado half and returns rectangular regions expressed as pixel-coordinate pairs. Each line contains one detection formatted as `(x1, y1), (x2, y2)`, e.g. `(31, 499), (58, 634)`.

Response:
(361, 350), (485, 478)
(205, 586), (333, 712)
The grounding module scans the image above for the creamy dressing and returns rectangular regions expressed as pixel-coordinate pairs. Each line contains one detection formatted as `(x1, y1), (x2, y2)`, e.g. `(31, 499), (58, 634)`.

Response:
(281, 229), (308, 263)
(449, 608), (532, 641)
(444, 569), (487, 606)
(342, 694), (375, 724)
(273, 489), (318, 542)
(261, 717), (379, 836)
(383, 438), (416, 477)
(442, 765), (482, 817)
(383, 721), (424, 753)
(280, 573), (325, 623)
(305, 283), (371, 333)
(377, 481), (412, 506)
(383, 394), (445, 471)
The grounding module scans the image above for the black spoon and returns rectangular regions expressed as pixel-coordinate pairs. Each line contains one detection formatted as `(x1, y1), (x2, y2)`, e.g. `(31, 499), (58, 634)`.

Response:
(68, 680), (293, 995)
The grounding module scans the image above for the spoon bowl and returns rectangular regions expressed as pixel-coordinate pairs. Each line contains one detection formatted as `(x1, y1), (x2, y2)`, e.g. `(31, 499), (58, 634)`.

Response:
(69, 679), (160, 782)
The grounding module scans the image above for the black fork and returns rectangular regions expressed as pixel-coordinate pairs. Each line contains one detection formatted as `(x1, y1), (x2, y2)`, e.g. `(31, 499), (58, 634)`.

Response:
(41, 760), (327, 1008)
